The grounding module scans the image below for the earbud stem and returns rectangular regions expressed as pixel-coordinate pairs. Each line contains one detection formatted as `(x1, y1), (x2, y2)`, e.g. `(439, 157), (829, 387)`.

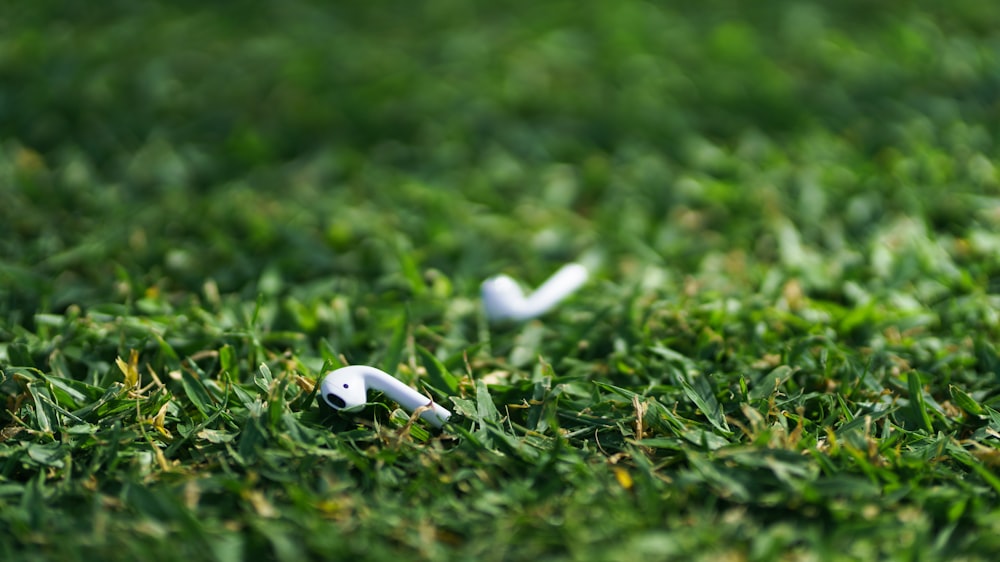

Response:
(520, 263), (588, 317)
(366, 372), (451, 428)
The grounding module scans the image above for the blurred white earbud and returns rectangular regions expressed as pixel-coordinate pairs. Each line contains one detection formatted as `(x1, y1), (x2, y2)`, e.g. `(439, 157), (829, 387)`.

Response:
(481, 263), (588, 322)
(320, 365), (451, 428)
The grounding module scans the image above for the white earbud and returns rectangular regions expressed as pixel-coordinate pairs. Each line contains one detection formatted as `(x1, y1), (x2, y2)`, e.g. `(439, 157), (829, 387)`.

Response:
(320, 365), (452, 428)
(481, 263), (589, 322)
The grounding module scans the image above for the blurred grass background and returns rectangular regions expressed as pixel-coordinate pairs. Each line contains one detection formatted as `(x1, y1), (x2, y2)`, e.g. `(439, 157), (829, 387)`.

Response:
(3, 0), (998, 309)
(3, 1), (1000, 560)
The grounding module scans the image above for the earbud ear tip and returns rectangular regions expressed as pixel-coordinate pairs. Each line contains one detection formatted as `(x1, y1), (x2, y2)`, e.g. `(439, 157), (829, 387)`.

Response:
(319, 368), (370, 411)
(481, 275), (522, 298)
(481, 275), (525, 321)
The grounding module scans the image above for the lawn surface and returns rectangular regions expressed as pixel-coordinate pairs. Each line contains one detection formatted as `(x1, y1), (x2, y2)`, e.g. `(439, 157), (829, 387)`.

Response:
(3, 1), (1000, 560)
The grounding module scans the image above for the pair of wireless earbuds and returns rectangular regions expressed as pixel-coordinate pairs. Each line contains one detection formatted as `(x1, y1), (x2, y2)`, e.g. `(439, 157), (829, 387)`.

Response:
(320, 263), (589, 428)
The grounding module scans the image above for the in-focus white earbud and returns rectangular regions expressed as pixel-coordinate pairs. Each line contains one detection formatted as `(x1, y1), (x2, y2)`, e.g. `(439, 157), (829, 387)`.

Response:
(320, 365), (452, 428)
(481, 263), (588, 322)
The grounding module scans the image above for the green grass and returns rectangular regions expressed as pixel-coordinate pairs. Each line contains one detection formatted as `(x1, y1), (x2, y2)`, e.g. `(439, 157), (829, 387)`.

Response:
(3, 0), (1000, 560)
